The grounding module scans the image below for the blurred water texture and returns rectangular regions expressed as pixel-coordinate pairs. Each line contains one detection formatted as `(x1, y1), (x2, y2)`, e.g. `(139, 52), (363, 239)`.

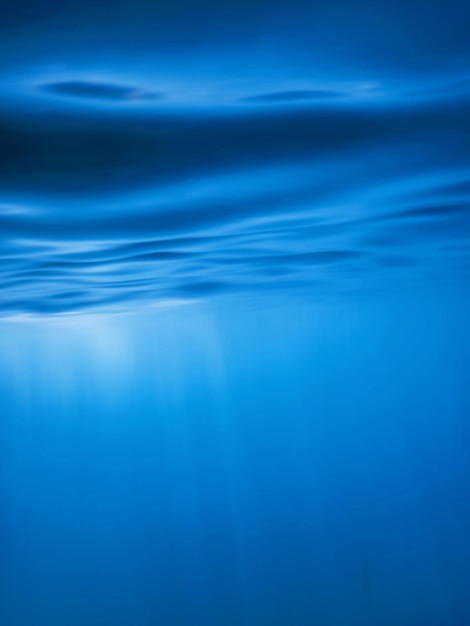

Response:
(0, 0), (470, 624)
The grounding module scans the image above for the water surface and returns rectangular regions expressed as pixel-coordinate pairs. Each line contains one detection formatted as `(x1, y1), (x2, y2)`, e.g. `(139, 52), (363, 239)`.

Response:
(0, 1), (469, 624)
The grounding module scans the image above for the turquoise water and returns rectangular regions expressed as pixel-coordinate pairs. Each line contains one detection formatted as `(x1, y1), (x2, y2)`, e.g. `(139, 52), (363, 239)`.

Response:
(1, 1), (470, 624)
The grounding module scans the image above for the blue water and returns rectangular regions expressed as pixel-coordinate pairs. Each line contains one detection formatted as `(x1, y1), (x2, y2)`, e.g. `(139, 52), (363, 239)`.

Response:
(1, 1), (470, 624)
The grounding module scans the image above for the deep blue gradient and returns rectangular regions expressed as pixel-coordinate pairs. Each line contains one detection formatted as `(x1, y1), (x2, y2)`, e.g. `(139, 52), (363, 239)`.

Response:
(1, 1), (470, 625)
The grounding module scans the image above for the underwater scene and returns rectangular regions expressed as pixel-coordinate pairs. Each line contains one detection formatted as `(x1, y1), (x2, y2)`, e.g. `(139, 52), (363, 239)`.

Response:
(1, 1), (470, 624)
